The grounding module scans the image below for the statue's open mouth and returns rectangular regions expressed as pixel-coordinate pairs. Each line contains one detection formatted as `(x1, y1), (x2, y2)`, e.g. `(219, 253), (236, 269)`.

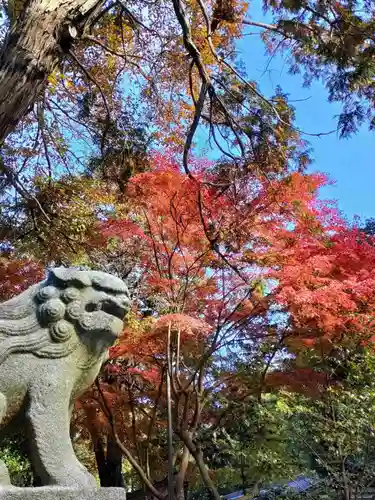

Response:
(85, 296), (129, 320)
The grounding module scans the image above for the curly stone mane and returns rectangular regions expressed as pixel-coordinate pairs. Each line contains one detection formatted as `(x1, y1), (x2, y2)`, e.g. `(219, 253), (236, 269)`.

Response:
(0, 268), (129, 365)
(0, 279), (82, 363)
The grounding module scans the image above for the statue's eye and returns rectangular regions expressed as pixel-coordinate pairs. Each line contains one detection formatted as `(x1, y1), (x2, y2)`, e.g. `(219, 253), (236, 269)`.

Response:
(85, 302), (99, 312)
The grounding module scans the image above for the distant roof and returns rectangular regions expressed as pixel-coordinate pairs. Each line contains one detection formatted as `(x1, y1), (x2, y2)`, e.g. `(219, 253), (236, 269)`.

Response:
(223, 477), (314, 500)
(222, 491), (245, 500)
(287, 476), (314, 492)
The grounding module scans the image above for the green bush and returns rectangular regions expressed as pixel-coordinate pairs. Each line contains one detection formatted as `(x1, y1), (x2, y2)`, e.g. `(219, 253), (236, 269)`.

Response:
(0, 438), (33, 486)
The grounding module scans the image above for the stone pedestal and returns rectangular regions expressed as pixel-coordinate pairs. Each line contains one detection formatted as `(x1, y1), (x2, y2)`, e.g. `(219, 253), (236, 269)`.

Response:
(0, 487), (126, 499)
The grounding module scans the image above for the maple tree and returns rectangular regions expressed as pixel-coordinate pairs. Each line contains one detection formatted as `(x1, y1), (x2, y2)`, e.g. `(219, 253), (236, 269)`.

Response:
(1, 142), (375, 498)
(0, 256), (44, 301)
(64, 151), (375, 498)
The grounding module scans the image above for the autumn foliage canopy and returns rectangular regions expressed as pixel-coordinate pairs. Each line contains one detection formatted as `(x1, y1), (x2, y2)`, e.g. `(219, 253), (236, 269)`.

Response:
(60, 151), (374, 492)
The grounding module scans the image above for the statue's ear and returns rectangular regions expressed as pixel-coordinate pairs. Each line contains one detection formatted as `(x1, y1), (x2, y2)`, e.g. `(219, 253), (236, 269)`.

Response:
(49, 268), (92, 288)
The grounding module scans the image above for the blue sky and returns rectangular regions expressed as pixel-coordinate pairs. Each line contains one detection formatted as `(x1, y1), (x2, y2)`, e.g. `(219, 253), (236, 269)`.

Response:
(235, 9), (375, 223)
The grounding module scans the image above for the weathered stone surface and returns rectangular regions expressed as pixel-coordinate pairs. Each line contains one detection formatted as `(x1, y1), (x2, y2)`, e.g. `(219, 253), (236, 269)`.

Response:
(0, 487), (126, 500)
(0, 268), (130, 488)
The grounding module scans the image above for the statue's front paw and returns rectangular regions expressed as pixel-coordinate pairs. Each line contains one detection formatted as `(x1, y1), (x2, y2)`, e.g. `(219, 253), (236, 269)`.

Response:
(0, 460), (11, 487)
(52, 468), (97, 488)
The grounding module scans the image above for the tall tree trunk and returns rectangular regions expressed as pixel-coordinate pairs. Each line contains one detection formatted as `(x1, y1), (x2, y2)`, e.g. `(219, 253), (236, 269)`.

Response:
(0, 0), (104, 145)
(94, 436), (125, 487)
(94, 437), (108, 486)
(106, 437), (125, 487)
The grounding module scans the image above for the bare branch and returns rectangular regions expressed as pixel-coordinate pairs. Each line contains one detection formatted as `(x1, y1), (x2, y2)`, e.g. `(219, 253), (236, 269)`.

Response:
(69, 50), (111, 156)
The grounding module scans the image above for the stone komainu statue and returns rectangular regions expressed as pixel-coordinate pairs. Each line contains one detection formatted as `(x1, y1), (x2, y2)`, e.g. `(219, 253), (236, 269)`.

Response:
(0, 267), (130, 488)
